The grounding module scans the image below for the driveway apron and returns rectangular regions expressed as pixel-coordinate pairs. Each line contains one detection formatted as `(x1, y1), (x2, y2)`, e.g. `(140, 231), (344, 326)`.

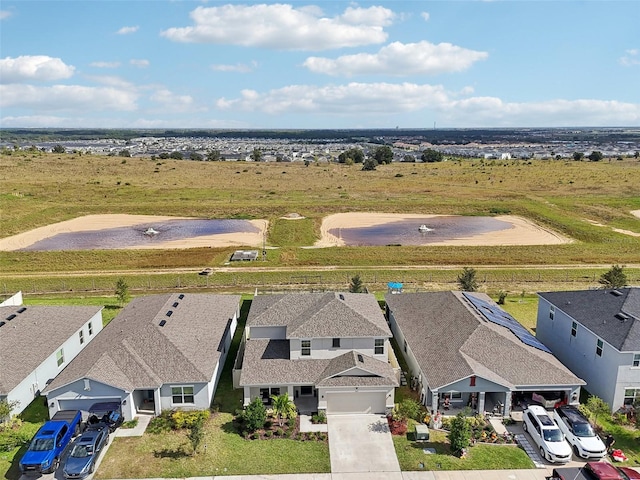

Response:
(327, 414), (400, 474)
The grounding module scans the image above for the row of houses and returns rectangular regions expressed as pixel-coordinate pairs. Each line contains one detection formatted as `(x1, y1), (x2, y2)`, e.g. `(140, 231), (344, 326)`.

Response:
(1, 288), (638, 421)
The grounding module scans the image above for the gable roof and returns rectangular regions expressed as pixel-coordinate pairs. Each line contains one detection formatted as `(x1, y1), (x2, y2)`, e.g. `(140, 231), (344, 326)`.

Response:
(0, 305), (102, 395)
(538, 288), (640, 351)
(44, 293), (240, 394)
(247, 292), (390, 338)
(238, 339), (397, 388)
(385, 291), (584, 390)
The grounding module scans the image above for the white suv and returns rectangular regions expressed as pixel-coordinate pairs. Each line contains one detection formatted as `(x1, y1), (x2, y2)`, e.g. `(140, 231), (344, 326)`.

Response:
(523, 405), (572, 463)
(553, 405), (606, 459)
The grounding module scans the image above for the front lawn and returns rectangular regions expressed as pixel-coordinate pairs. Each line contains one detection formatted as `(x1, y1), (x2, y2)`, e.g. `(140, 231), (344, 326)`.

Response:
(94, 412), (330, 478)
(393, 429), (534, 471)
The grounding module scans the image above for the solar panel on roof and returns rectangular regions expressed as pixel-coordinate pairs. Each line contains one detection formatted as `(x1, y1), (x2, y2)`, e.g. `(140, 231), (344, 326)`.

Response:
(462, 292), (552, 353)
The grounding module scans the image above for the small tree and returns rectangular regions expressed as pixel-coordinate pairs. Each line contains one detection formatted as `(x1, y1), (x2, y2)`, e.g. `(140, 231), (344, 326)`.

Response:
(580, 396), (610, 430)
(373, 146), (394, 165)
(448, 410), (472, 456)
(52, 144), (66, 154)
(115, 277), (130, 305)
(497, 290), (507, 305)
(395, 399), (422, 423)
(362, 157), (377, 171)
(244, 397), (266, 432)
(206, 149), (221, 161)
(349, 274), (364, 293)
(599, 265), (627, 289)
(250, 148), (263, 162)
(187, 418), (205, 454)
(421, 148), (443, 163)
(572, 152), (584, 161)
(457, 267), (479, 292)
(270, 393), (297, 427)
(588, 150), (604, 162)
(0, 399), (20, 423)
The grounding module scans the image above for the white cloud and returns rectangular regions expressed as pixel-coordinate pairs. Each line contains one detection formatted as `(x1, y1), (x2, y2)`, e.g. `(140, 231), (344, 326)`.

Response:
(1, 115), (73, 127)
(216, 82), (449, 114)
(211, 61), (257, 73)
(161, 4), (392, 50)
(90, 61), (121, 68)
(0, 56), (75, 83)
(619, 49), (640, 67)
(0, 84), (138, 111)
(0, 10), (12, 20)
(303, 41), (488, 76)
(215, 81), (640, 126)
(149, 88), (197, 113)
(421, 12), (430, 21)
(116, 25), (139, 35)
(85, 75), (135, 89)
(130, 59), (150, 68)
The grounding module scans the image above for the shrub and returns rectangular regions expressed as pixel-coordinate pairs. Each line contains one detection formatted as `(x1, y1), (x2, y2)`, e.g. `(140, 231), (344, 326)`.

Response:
(0, 429), (32, 452)
(311, 412), (327, 424)
(449, 411), (472, 456)
(121, 419), (138, 429)
(264, 430), (273, 438)
(172, 410), (210, 429)
(147, 414), (173, 434)
(275, 428), (284, 437)
(243, 397), (267, 432)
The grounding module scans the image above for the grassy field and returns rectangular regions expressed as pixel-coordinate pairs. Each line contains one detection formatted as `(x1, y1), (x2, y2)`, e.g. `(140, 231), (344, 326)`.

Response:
(1, 152), (639, 282)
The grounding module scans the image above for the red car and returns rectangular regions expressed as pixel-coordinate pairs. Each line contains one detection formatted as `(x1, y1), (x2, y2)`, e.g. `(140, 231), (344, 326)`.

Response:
(585, 462), (640, 480)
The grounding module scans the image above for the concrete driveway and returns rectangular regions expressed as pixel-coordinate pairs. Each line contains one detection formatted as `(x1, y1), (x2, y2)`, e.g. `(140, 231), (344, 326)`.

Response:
(327, 414), (400, 474)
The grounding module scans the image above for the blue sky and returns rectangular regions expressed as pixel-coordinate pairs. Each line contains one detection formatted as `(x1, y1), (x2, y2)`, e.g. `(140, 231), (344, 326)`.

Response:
(1, 1), (639, 129)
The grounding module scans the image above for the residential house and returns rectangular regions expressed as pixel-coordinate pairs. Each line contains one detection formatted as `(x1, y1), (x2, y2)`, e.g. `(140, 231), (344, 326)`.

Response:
(234, 292), (400, 415)
(385, 291), (584, 417)
(0, 292), (103, 417)
(536, 288), (640, 412)
(44, 293), (240, 420)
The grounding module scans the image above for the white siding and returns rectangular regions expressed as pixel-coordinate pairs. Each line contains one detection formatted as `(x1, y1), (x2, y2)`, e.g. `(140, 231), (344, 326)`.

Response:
(159, 382), (210, 411)
(46, 378), (130, 419)
(289, 337), (381, 360)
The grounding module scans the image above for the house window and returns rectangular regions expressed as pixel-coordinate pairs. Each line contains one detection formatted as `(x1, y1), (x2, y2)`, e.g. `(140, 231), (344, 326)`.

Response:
(571, 321), (577, 337)
(375, 339), (384, 355)
(301, 340), (311, 356)
(56, 348), (65, 367)
(549, 306), (555, 320)
(624, 388), (640, 405)
(79, 330), (85, 345)
(596, 339), (603, 357)
(300, 386), (313, 396)
(332, 338), (341, 348)
(88, 322), (93, 335)
(633, 354), (640, 367)
(171, 386), (194, 404)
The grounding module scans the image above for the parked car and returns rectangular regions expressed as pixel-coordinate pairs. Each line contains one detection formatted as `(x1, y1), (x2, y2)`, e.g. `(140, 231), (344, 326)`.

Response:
(523, 404), (572, 463)
(19, 410), (83, 474)
(62, 424), (109, 479)
(554, 405), (606, 459)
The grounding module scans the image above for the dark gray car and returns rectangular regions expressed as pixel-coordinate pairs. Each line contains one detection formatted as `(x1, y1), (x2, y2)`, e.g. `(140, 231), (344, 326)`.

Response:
(62, 425), (109, 479)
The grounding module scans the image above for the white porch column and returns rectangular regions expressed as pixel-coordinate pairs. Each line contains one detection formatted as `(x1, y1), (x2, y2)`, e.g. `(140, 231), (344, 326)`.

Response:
(504, 391), (512, 417)
(478, 392), (486, 414)
(431, 390), (439, 413)
(154, 389), (161, 416)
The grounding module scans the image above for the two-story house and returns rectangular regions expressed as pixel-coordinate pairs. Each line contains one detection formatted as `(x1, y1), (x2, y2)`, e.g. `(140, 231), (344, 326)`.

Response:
(536, 287), (640, 412)
(234, 292), (400, 415)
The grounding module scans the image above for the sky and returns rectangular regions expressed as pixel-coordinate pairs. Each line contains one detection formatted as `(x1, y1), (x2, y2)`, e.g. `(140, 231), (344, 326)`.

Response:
(1, 1), (639, 129)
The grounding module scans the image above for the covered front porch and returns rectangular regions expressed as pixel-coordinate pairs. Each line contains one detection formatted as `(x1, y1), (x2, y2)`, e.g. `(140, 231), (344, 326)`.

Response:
(243, 384), (319, 414)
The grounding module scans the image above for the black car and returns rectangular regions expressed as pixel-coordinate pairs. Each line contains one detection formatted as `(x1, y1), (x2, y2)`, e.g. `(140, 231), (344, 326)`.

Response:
(62, 425), (109, 479)
(87, 402), (123, 432)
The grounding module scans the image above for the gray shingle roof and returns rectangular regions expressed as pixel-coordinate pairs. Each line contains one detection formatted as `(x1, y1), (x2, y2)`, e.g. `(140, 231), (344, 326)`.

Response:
(538, 288), (640, 351)
(0, 305), (102, 395)
(385, 291), (583, 390)
(239, 341), (397, 388)
(44, 294), (240, 393)
(248, 293), (390, 338)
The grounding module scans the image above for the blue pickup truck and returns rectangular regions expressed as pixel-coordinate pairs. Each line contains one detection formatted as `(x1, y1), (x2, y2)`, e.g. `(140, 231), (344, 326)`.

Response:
(20, 410), (83, 474)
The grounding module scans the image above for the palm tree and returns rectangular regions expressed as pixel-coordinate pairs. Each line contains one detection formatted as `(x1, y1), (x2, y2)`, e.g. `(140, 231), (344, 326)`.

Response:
(270, 392), (297, 427)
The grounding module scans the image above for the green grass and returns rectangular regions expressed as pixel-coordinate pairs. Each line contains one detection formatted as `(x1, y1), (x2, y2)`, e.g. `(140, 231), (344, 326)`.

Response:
(393, 429), (534, 471)
(597, 416), (640, 466)
(490, 294), (539, 332)
(23, 295), (123, 326)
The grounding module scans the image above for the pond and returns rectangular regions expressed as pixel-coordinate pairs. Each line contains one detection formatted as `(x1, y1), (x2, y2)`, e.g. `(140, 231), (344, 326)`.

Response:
(20, 219), (259, 251)
(328, 216), (512, 246)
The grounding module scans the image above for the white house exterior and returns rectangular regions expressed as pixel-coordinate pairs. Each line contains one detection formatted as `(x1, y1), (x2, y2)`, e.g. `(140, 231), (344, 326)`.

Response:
(0, 297), (103, 417)
(235, 292), (400, 415)
(44, 293), (240, 420)
(385, 291), (584, 417)
(536, 288), (640, 412)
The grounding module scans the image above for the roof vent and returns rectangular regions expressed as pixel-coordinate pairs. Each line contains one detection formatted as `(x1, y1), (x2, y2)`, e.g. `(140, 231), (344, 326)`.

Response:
(616, 312), (630, 322)
(6, 314), (16, 321)
(166, 310), (173, 317)
(17, 307), (27, 313)
(339, 294), (344, 300)
(611, 290), (623, 296)
(178, 294), (185, 299)
(159, 320), (166, 327)
(357, 354), (364, 363)
(172, 302), (179, 308)
(0, 321), (5, 327)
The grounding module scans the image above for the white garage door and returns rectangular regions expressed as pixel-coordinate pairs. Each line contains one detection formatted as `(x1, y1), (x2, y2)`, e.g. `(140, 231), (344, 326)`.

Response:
(58, 398), (122, 412)
(326, 392), (386, 414)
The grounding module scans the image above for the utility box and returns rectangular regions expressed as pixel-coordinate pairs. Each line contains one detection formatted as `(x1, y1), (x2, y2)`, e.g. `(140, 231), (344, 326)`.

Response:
(415, 424), (430, 442)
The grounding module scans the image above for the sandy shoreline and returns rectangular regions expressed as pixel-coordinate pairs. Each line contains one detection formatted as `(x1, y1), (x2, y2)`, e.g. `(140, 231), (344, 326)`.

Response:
(0, 214), (268, 251)
(315, 213), (571, 247)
